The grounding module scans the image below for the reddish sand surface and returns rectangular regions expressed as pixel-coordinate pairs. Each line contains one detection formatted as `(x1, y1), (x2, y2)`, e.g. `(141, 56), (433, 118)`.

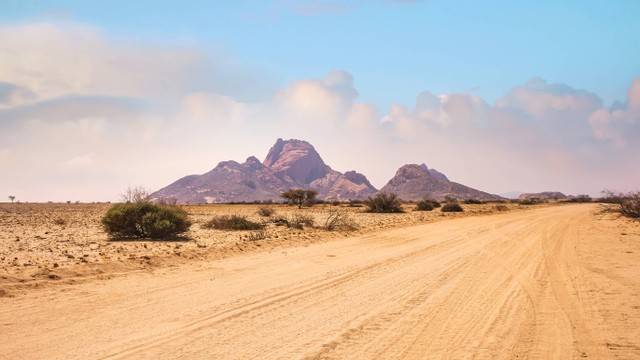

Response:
(1, 203), (639, 359)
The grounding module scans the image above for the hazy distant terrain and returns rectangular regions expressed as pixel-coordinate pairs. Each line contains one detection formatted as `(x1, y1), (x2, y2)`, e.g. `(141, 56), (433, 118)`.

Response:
(151, 138), (503, 203)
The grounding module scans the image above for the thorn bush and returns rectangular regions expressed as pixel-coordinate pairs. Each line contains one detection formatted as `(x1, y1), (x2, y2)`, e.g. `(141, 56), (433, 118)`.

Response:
(364, 193), (404, 213)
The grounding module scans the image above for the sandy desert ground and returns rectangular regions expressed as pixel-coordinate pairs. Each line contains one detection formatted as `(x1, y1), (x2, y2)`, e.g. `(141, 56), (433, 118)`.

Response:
(1, 201), (520, 294)
(1, 203), (639, 359)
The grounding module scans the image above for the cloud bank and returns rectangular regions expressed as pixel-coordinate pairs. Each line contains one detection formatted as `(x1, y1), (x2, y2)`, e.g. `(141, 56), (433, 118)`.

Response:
(1, 22), (638, 201)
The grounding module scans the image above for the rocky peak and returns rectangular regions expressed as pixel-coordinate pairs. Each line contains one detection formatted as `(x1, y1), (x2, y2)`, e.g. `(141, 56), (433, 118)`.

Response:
(394, 164), (432, 181)
(263, 138), (330, 185)
(244, 156), (264, 170)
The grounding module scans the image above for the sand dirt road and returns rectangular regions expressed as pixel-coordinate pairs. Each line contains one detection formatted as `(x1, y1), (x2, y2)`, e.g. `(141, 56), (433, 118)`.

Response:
(1, 204), (639, 359)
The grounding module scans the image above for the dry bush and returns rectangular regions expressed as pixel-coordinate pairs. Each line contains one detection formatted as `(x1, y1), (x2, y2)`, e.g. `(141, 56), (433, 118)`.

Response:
(203, 215), (264, 231)
(365, 193), (404, 213)
(52, 217), (67, 226)
(289, 213), (315, 229)
(323, 210), (359, 231)
(257, 206), (276, 217)
(464, 199), (483, 204)
(441, 202), (464, 212)
(601, 190), (640, 219)
(415, 199), (440, 211)
(494, 204), (509, 211)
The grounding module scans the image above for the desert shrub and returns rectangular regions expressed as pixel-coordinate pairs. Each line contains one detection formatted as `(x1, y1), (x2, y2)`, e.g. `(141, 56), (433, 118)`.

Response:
(257, 206), (276, 217)
(331, 200), (341, 206)
(518, 199), (537, 205)
(441, 202), (464, 212)
(601, 190), (640, 219)
(289, 213), (315, 229)
(348, 199), (364, 207)
(102, 203), (191, 239)
(464, 199), (482, 204)
(323, 210), (359, 231)
(203, 215), (264, 231)
(364, 193), (404, 213)
(415, 199), (440, 211)
(415, 201), (433, 211)
(494, 204), (509, 211)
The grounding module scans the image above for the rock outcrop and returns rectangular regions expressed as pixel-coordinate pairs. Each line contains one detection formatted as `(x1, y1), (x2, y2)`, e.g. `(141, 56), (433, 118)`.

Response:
(378, 164), (502, 202)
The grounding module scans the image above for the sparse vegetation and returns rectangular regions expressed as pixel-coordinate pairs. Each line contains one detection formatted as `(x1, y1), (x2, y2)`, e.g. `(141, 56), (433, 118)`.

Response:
(257, 206), (276, 217)
(494, 204), (509, 211)
(280, 189), (318, 209)
(8, 195), (15, 203)
(322, 210), (358, 231)
(289, 212), (315, 229)
(568, 195), (592, 203)
(102, 203), (191, 238)
(157, 197), (178, 206)
(464, 199), (482, 204)
(518, 199), (537, 205)
(203, 215), (264, 231)
(601, 190), (640, 219)
(53, 217), (67, 226)
(415, 199), (440, 211)
(364, 193), (404, 213)
(441, 202), (464, 212)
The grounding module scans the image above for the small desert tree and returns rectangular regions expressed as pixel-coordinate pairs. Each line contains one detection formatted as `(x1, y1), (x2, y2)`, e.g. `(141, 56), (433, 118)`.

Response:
(280, 189), (318, 209)
(8, 195), (15, 203)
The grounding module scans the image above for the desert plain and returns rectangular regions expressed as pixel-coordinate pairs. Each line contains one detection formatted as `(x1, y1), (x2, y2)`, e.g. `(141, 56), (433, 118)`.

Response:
(1, 202), (639, 359)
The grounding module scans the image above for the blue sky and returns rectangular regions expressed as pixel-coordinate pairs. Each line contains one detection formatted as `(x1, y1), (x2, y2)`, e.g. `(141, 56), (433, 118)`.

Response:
(4, 1), (638, 107)
(1, 0), (639, 201)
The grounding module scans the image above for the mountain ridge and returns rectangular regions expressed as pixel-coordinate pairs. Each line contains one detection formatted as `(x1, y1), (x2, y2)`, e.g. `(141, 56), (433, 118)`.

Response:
(151, 138), (503, 203)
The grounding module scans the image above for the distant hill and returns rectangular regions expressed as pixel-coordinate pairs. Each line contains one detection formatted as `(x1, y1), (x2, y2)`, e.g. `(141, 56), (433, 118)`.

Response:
(519, 192), (567, 201)
(379, 164), (503, 202)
